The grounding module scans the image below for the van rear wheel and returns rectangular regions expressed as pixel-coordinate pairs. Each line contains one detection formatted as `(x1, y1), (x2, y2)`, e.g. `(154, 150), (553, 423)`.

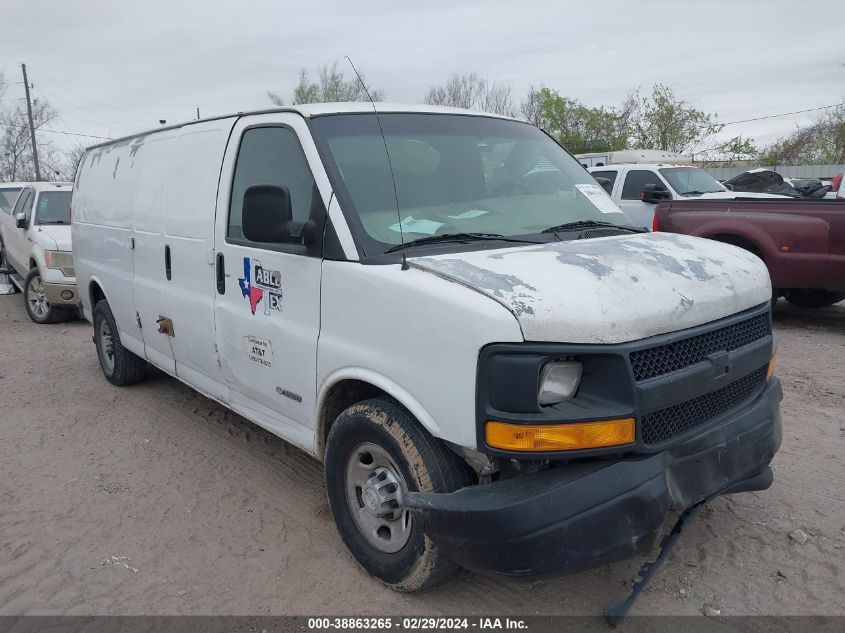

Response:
(324, 397), (473, 591)
(93, 299), (146, 386)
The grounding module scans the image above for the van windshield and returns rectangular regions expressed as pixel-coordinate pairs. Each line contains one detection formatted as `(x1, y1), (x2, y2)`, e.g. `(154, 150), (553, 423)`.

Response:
(659, 168), (725, 196)
(310, 113), (629, 256)
(34, 191), (72, 224)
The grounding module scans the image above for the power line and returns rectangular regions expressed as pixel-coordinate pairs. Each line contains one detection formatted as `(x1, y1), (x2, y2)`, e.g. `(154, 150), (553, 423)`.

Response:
(722, 102), (844, 126)
(0, 120), (111, 140)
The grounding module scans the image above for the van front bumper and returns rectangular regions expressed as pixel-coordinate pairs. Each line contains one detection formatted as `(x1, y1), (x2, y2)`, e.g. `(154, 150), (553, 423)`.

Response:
(406, 378), (782, 577)
(43, 281), (79, 305)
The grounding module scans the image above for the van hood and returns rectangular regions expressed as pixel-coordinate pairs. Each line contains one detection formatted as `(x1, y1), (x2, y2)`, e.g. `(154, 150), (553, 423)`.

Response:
(35, 224), (72, 251)
(410, 233), (771, 344)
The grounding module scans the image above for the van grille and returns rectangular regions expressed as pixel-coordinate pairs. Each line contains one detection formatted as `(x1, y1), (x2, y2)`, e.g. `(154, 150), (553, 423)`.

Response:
(629, 313), (769, 382)
(640, 366), (767, 445)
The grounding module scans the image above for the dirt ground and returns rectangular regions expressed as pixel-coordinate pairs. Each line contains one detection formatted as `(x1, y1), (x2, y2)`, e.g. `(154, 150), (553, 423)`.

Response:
(0, 293), (843, 617)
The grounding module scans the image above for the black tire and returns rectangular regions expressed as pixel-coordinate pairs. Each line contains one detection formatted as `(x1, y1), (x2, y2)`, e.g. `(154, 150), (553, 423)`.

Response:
(324, 397), (474, 591)
(23, 268), (70, 324)
(93, 299), (146, 386)
(783, 289), (845, 309)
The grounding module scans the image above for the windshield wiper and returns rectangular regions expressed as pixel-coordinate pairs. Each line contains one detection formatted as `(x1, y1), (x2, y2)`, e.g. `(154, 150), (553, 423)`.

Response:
(385, 232), (540, 253)
(38, 220), (68, 225)
(678, 190), (712, 196)
(541, 220), (646, 234)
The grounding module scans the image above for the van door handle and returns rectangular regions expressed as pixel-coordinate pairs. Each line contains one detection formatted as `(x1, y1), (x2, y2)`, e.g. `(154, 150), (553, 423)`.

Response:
(216, 253), (225, 294)
(164, 244), (171, 281)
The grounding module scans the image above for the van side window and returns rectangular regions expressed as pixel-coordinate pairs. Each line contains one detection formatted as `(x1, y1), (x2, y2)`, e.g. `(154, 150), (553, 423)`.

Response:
(228, 126), (317, 242)
(591, 170), (617, 195)
(621, 170), (663, 200)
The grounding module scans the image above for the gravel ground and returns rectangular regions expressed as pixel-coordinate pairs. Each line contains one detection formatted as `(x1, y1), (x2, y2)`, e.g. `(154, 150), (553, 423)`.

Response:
(0, 294), (843, 617)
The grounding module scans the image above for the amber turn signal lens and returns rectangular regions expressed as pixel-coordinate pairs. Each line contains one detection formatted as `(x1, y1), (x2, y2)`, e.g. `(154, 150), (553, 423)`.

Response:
(485, 418), (636, 452)
(767, 351), (777, 380)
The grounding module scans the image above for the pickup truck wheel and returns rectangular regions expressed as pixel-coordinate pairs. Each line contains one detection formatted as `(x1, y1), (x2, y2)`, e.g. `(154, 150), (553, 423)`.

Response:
(23, 268), (70, 324)
(93, 299), (146, 386)
(784, 289), (845, 308)
(324, 397), (473, 591)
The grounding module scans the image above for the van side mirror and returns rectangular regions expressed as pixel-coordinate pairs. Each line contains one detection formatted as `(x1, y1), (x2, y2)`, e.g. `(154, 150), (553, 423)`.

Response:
(641, 183), (671, 204)
(242, 184), (293, 243)
(15, 212), (27, 229)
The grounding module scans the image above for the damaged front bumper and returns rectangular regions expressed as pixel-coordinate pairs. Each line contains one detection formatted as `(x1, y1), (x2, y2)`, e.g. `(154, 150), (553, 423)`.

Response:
(406, 378), (782, 577)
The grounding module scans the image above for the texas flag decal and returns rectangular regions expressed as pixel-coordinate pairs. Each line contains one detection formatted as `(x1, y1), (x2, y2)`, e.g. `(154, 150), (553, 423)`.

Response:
(238, 257), (264, 315)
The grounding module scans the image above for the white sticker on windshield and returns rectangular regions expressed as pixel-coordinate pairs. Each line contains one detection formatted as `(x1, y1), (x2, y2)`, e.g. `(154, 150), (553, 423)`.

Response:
(448, 208), (489, 220)
(389, 216), (445, 235)
(575, 184), (621, 214)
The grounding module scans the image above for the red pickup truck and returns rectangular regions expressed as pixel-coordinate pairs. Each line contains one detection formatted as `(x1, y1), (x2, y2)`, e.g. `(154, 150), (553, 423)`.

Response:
(653, 199), (845, 307)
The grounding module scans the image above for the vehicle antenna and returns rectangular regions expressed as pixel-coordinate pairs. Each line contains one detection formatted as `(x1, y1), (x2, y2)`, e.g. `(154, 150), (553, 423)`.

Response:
(344, 56), (408, 271)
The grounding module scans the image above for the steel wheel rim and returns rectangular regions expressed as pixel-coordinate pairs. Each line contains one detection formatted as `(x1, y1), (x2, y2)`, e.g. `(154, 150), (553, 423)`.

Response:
(27, 275), (49, 318)
(345, 442), (412, 553)
(98, 317), (116, 374)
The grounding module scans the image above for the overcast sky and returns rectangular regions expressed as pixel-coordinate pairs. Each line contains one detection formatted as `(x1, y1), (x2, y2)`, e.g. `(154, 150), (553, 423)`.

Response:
(1, 0), (843, 155)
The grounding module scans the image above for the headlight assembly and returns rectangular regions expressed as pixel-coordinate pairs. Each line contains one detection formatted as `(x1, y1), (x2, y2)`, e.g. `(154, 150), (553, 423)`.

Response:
(44, 250), (75, 276)
(538, 360), (582, 405)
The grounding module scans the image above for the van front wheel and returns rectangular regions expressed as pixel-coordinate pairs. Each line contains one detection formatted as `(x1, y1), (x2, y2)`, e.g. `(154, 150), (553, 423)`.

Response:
(324, 397), (473, 591)
(93, 299), (146, 386)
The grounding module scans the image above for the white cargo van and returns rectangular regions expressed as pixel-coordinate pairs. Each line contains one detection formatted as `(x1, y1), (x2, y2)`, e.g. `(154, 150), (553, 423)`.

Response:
(587, 163), (788, 228)
(73, 104), (781, 590)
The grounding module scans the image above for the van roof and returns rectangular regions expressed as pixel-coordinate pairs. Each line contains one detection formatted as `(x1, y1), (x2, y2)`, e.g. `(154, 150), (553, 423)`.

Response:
(86, 103), (518, 151)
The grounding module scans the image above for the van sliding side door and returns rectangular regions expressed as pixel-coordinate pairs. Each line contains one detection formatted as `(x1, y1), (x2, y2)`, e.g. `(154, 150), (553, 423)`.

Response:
(212, 113), (326, 443)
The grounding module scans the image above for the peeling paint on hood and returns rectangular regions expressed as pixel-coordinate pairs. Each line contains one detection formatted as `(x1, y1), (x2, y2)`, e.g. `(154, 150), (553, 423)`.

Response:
(411, 233), (771, 344)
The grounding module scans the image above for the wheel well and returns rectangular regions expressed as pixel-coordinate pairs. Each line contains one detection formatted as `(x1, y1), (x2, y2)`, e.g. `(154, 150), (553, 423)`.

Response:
(89, 280), (106, 309)
(317, 379), (386, 459)
(709, 234), (763, 259)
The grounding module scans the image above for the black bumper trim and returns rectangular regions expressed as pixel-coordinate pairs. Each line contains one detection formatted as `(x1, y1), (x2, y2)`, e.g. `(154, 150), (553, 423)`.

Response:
(408, 378), (782, 577)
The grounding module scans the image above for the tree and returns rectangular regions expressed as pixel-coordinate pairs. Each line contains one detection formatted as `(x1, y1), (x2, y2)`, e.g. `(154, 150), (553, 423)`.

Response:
(629, 84), (723, 154)
(0, 83), (60, 181)
(760, 104), (845, 165)
(268, 62), (384, 105)
(710, 136), (759, 165)
(520, 85), (544, 127)
(424, 72), (516, 117)
(535, 88), (630, 154)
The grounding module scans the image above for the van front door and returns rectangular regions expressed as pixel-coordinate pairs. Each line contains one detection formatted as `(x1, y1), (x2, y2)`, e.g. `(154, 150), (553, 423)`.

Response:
(213, 114), (326, 448)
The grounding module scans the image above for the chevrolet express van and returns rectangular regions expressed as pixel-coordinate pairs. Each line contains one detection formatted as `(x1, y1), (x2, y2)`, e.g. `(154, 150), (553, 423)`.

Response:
(73, 104), (781, 590)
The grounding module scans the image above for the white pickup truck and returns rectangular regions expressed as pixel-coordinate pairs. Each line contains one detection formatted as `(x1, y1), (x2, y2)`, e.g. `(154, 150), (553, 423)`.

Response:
(587, 163), (787, 229)
(72, 104), (781, 590)
(0, 182), (78, 323)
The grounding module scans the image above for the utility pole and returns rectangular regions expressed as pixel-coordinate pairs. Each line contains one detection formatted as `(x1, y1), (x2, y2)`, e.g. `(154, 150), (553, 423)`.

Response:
(21, 63), (41, 181)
